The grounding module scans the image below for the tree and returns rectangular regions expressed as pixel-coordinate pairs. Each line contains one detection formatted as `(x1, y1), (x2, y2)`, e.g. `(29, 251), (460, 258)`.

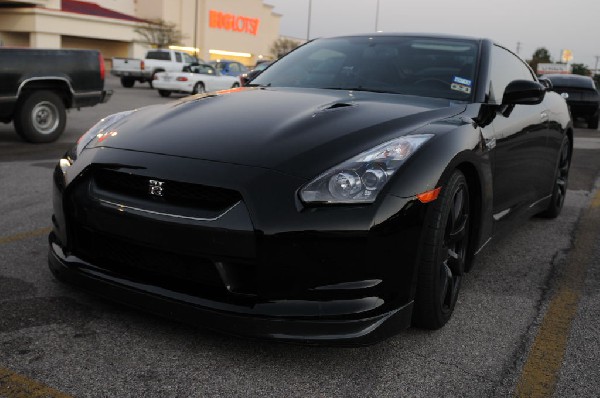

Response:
(135, 19), (183, 49)
(571, 63), (591, 76)
(270, 38), (300, 59)
(527, 47), (552, 74)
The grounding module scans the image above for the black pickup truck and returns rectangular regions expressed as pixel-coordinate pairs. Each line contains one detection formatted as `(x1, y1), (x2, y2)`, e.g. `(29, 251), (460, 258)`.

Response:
(0, 48), (112, 143)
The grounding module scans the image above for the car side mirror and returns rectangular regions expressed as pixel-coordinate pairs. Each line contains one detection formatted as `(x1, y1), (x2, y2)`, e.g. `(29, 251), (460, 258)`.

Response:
(502, 80), (546, 105)
(538, 77), (553, 90)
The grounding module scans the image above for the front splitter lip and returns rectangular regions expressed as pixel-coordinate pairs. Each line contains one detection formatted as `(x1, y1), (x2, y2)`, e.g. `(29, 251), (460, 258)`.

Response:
(48, 241), (413, 346)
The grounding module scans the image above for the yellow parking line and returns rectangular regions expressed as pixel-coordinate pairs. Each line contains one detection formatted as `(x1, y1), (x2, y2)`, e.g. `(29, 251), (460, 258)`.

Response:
(0, 367), (72, 398)
(515, 189), (600, 397)
(0, 227), (52, 246)
(592, 190), (600, 208)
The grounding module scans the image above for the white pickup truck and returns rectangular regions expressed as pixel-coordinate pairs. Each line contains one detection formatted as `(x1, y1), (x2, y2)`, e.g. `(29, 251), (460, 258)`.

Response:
(111, 49), (200, 88)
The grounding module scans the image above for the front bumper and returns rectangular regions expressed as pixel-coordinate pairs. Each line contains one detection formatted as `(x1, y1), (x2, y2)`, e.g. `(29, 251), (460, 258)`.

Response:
(50, 148), (427, 344)
(567, 101), (599, 119)
(49, 239), (412, 345)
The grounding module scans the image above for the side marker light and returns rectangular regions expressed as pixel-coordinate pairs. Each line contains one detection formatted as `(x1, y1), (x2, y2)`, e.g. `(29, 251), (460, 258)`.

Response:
(417, 187), (442, 203)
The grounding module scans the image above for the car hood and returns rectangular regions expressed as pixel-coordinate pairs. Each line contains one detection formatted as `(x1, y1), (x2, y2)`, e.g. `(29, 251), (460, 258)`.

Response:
(92, 87), (466, 178)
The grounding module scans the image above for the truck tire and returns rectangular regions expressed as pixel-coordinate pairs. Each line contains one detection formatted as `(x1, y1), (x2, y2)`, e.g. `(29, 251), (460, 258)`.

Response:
(121, 77), (135, 88)
(14, 91), (66, 143)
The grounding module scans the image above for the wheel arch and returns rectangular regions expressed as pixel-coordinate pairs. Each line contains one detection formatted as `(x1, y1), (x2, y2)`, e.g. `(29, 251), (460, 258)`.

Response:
(18, 78), (73, 108)
(454, 161), (484, 272)
(565, 127), (574, 159)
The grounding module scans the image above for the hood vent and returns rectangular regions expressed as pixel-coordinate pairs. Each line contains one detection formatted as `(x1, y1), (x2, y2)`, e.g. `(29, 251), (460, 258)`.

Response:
(325, 102), (354, 110)
(314, 102), (356, 116)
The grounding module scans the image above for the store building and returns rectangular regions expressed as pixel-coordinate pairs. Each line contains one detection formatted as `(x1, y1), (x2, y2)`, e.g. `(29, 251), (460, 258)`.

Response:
(0, 0), (281, 67)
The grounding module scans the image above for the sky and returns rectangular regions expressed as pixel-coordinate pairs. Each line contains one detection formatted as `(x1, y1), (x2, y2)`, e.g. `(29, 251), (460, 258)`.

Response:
(264, 0), (600, 70)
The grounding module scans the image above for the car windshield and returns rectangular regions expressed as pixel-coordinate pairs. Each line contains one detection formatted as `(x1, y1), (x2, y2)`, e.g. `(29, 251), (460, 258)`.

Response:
(546, 75), (597, 90)
(252, 35), (479, 101)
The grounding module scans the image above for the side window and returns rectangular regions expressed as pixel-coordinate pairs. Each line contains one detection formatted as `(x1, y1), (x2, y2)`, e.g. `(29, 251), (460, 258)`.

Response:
(175, 52), (182, 63)
(489, 45), (536, 104)
(183, 54), (195, 64)
(229, 63), (240, 74)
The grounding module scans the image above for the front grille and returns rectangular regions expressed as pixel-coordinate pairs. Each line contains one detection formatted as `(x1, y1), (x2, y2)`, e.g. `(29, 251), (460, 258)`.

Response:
(93, 169), (242, 211)
(74, 227), (226, 292)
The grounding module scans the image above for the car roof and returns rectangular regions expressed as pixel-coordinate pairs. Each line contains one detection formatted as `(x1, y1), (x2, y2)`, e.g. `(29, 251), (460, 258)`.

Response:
(319, 32), (487, 42)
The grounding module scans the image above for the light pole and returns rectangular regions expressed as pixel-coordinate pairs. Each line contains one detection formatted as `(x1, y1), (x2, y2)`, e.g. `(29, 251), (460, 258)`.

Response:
(375, 0), (380, 31)
(307, 0), (312, 41)
(193, 0), (198, 56)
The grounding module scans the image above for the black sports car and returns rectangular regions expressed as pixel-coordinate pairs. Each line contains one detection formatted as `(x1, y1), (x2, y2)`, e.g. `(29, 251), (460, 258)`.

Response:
(49, 34), (572, 345)
(542, 74), (599, 129)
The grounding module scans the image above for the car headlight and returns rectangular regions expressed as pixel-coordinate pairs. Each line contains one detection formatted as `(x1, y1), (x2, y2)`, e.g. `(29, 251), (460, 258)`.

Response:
(299, 134), (433, 204)
(61, 110), (136, 170)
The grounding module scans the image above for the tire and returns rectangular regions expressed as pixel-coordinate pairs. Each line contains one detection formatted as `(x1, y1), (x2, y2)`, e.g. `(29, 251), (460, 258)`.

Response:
(231, 82), (240, 88)
(538, 135), (571, 218)
(158, 90), (171, 98)
(120, 77), (135, 88)
(13, 90), (66, 143)
(192, 82), (205, 95)
(413, 170), (470, 329)
(150, 70), (163, 88)
(588, 114), (599, 130)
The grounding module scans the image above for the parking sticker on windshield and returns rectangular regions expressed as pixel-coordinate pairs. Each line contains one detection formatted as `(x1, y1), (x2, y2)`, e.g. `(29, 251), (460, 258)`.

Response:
(451, 83), (471, 94)
(453, 76), (472, 86)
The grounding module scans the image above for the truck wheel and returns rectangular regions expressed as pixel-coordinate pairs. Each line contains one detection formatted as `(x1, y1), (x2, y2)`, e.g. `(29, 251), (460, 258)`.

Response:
(121, 77), (135, 88)
(14, 91), (66, 143)
(158, 90), (171, 98)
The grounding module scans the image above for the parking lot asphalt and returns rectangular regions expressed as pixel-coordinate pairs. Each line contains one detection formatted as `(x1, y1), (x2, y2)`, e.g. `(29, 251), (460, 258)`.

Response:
(0, 76), (599, 397)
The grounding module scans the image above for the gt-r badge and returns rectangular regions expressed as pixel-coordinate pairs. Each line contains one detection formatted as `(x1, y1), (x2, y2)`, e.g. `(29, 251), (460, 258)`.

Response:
(149, 179), (165, 197)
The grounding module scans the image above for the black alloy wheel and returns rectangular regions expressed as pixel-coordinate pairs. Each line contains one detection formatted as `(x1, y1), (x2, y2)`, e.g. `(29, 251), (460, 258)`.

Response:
(539, 135), (571, 218)
(414, 170), (470, 329)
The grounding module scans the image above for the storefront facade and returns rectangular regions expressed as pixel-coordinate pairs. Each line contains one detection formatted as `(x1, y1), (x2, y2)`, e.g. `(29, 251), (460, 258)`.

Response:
(0, 0), (281, 68)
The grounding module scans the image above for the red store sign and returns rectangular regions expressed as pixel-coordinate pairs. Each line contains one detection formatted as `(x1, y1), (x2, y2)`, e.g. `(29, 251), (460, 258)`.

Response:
(209, 10), (260, 36)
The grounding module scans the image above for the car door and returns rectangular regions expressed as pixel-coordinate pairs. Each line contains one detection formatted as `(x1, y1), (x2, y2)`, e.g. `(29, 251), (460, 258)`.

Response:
(194, 65), (222, 92)
(488, 45), (552, 229)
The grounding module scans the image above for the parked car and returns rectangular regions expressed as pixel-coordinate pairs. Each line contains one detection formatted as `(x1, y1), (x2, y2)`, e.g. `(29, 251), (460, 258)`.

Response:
(152, 64), (240, 97)
(0, 48), (111, 142)
(209, 60), (249, 76)
(111, 49), (200, 88)
(240, 61), (273, 86)
(542, 74), (600, 129)
(49, 33), (572, 345)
